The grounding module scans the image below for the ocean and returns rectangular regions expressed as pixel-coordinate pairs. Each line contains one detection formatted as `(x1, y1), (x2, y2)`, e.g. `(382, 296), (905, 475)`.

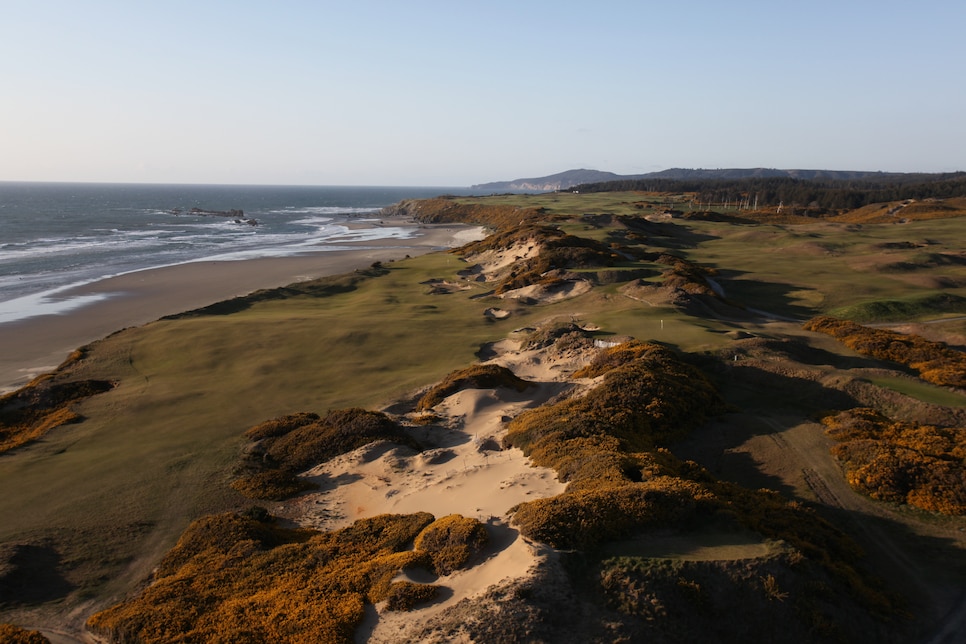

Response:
(0, 182), (477, 323)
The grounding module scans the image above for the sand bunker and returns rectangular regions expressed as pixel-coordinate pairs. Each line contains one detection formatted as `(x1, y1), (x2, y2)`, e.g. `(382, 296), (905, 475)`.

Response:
(484, 308), (510, 319)
(422, 278), (472, 294)
(500, 279), (592, 304)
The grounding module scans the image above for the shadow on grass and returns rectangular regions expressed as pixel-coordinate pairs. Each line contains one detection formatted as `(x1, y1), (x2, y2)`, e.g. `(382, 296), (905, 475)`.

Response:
(812, 504), (966, 641)
(0, 542), (75, 606)
(729, 334), (911, 373)
(607, 217), (722, 250)
(672, 361), (861, 498)
(708, 268), (817, 320)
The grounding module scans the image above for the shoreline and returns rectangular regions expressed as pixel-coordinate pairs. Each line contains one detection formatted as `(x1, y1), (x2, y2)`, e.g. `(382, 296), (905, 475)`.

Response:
(0, 223), (484, 393)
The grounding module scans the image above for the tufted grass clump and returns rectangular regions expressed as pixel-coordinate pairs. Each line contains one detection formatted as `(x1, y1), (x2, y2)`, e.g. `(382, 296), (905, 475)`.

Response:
(230, 469), (317, 501)
(416, 364), (532, 411)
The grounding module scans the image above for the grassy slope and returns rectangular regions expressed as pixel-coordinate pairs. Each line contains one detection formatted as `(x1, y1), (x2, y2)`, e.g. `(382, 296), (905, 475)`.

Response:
(2, 191), (965, 637)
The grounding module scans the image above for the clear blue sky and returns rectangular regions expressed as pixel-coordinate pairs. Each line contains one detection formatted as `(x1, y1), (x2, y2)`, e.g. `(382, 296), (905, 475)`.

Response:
(2, 1), (963, 186)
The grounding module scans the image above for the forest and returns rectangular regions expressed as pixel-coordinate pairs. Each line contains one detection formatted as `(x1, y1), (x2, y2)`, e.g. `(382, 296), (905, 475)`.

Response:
(573, 172), (966, 213)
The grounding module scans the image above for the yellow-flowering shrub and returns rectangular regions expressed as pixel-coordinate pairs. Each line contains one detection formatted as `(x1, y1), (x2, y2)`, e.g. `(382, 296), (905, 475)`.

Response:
(88, 512), (444, 644)
(822, 408), (966, 515)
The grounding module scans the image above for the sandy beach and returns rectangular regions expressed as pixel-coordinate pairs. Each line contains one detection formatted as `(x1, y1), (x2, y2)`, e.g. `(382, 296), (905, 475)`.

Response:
(0, 223), (484, 393)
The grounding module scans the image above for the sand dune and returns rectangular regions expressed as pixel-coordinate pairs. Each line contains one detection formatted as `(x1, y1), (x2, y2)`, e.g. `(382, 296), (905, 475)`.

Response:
(278, 333), (595, 641)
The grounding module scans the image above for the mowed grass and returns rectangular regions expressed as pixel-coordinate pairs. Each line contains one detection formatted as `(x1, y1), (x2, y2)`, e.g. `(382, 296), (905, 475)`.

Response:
(674, 217), (966, 320)
(864, 375), (966, 408)
(459, 191), (662, 218)
(0, 252), (517, 607)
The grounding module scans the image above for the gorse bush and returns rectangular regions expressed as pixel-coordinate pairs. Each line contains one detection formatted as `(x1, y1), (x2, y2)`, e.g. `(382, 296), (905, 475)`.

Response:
(416, 364), (532, 411)
(230, 469), (317, 501)
(387, 197), (549, 230)
(88, 511), (487, 643)
(804, 316), (966, 388)
(0, 376), (114, 454)
(656, 253), (719, 297)
(243, 412), (321, 441)
(596, 550), (897, 644)
(492, 235), (621, 294)
(383, 581), (439, 611)
(455, 223), (563, 255)
(572, 340), (679, 379)
(413, 514), (489, 575)
(822, 408), (966, 515)
(0, 624), (50, 644)
(452, 224), (625, 293)
(511, 476), (712, 550)
(505, 341), (725, 548)
(521, 321), (593, 351)
(499, 335), (898, 620)
(506, 343), (726, 459)
(234, 408), (420, 500)
(253, 408), (419, 473)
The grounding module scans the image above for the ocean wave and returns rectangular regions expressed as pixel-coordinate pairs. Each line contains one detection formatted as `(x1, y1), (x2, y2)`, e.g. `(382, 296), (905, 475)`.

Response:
(265, 206), (380, 216)
(0, 284), (117, 324)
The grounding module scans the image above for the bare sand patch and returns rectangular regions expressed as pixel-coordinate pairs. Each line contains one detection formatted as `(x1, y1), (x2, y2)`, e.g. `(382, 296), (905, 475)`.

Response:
(459, 239), (541, 283)
(499, 279), (592, 304)
(280, 333), (600, 641)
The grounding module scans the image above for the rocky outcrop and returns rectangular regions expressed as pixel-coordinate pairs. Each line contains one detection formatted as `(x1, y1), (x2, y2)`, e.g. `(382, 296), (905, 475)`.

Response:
(169, 207), (258, 226)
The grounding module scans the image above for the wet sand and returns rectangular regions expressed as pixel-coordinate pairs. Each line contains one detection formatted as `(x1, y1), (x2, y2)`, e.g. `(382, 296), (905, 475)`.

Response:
(0, 223), (482, 393)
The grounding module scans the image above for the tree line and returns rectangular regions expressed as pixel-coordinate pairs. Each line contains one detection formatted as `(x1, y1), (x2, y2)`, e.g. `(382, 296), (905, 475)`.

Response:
(573, 172), (966, 212)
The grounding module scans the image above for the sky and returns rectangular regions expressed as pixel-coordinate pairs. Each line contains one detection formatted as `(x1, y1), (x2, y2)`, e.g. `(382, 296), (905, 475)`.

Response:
(1, 1), (963, 186)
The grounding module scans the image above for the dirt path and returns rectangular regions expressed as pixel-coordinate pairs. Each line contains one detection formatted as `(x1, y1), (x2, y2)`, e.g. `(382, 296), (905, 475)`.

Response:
(756, 416), (966, 639)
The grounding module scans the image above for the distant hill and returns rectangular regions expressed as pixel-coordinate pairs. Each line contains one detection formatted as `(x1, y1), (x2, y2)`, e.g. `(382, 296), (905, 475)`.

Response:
(472, 167), (932, 192)
(471, 169), (632, 191)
